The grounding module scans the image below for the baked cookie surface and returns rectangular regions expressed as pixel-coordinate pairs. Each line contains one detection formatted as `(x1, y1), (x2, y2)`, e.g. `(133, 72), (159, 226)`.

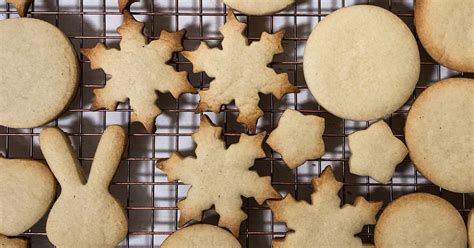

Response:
(0, 157), (56, 236)
(304, 5), (419, 121)
(0, 18), (79, 128)
(5, 0), (32, 17)
(161, 224), (240, 248)
(349, 121), (408, 184)
(405, 78), (474, 193)
(415, 0), (474, 72)
(266, 109), (325, 169)
(223, 0), (295, 15)
(0, 235), (27, 248)
(375, 193), (467, 248)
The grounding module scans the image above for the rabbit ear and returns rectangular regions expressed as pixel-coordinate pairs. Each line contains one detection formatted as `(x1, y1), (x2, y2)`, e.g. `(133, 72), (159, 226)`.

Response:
(39, 128), (86, 189)
(88, 125), (127, 190)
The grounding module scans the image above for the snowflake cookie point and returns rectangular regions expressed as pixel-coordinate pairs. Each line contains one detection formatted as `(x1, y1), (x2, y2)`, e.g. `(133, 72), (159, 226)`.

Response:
(267, 109), (325, 169)
(348, 120), (408, 184)
(118, 0), (137, 13)
(268, 166), (382, 247)
(183, 10), (298, 133)
(6, 0), (32, 17)
(82, 10), (195, 133)
(156, 115), (280, 236)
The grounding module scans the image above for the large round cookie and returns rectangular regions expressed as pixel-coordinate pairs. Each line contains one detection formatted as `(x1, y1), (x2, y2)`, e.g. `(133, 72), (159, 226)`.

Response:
(223, 0), (294, 15)
(375, 193), (467, 248)
(415, 0), (474, 72)
(304, 5), (419, 121)
(161, 224), (240, 248)
(0, 18), (79, 128)
(405, 78), (473, 193)
(469, 210), (473, 248)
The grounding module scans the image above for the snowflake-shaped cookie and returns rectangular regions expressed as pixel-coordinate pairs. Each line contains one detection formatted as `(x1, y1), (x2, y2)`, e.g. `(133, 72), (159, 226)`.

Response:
(268, 167), (382, 247)
(6, 0), (31, 17)
(348, 121), (408, 184)
(157, 115), (281, 236)
(266, 109), (325, 169)
(82, 11), (195, 133)
(118, 0), (135, 12)
(182, 10), (299, 133)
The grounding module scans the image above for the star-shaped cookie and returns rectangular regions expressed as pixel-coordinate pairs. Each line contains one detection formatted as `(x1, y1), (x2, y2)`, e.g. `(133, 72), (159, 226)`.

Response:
(182, 10), (298, 133)
(348, 120), (408, 184)
(266, 109), (325, 169)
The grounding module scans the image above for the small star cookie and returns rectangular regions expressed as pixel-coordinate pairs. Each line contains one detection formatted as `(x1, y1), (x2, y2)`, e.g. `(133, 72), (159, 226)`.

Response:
(266, 109), (325, 169)
(268, 166), (382, 247)
(6, 0), (32, 17)
(348, 121), (408, 184)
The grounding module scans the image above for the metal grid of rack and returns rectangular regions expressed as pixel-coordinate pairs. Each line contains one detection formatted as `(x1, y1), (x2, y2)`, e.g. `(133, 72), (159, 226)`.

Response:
(0, 0), (472, 247)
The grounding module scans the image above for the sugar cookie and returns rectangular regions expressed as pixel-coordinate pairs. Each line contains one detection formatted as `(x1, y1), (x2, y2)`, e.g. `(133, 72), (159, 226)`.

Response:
(0, 235), (27, 248)
(183, 11), (298, 133)
(266, 109), (325, 169)
(405, 78), (474, 193)
(157, 115), (281, 236)
(5, 0), (32, 17)
(40, 126), (128, 247)
(375, 193), (467, 248)
(304, 5), (419, 121)
(0, 157), (56, 236)
(415, 0), (474, 72)
(469, 210), (473, 248)
(268, 167), (382, 247)
(223, 0), (295, 15)
(0, 18), (79, 128)
(82, 11), (195, 133)
(161, 224), (240, 248)
(349, 121), (408, 184)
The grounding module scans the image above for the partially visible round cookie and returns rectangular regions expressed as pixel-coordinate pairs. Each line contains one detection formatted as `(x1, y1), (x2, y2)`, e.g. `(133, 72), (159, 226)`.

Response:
(304, 5), (419, 121)
(0, 18), (79, 129)
(0, 235), (27, 248)
(405, 78), (474, 193)
(375, 193), (467, 248)
(415, 0), (474, 72)
(161, 224), (240, 248)
(0, 157), (56, 236)
(223, 0), (294, 15)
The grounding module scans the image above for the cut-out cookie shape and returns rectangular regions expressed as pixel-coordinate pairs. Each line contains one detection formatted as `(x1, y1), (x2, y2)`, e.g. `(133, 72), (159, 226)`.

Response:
(405, 78), (474, 193)
(268, 167), (382, 247)
(183, 11), (298, 133)
(157, 115), (281, 236)
(0, 18), (79, 128)
(266, 109), (325, 169)
(375, 193), (467, 248)
(469, 210), (473, 248)
(223, 0), (295, 15)
(0, 235), (27, 248)
(39, 126), (128, 247)
(118, 0), (136, 12)
(304, 5), (419, 121)
(348, 121), (408, 184)
(82, 11), (195, 133)
(5, 0), (32, 17)
(0, 157), (56, 236)
(161, 224), (240, 248)
(415, 0), (474, 72)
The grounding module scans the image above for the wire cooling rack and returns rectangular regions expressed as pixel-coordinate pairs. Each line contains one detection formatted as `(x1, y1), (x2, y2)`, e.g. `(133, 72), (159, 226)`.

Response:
(0, 0), (472, 247)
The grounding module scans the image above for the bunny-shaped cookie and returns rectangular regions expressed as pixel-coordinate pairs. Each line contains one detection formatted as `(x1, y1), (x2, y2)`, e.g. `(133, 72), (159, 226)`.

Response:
(39, 126), (128, 248)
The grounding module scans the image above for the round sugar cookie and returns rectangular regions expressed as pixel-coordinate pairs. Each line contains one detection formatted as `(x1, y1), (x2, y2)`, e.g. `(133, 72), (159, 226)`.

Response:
(161, 224), (240, 248)
(415, 0), (474, 72)
(405, 78), (474, 193)
(223, 0), (294, 15)
(304, 5), (420, 121)
(375, 193), (467, 248)
(0, 18), (79, 128)
(469, 210), (473, 248)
